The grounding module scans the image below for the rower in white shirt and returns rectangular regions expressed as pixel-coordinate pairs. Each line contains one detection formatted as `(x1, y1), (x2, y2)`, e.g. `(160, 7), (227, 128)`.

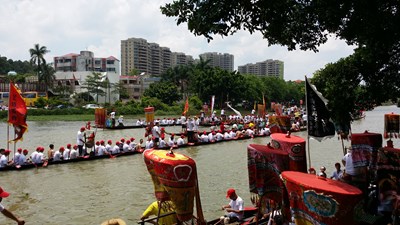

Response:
(53, 147), (62, 161)
(200, 131), (209, 142)
(69, 145), (79, 159)
(122, 141), (131, 152)
(13, 148), (22, 165)
(63, 144), (71, 160)
(176, 135), (185, 146)
(159, 137), (167, 148)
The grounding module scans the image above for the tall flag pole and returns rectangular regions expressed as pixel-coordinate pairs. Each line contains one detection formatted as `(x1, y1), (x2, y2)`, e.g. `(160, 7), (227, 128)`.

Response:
(305, 76), (336, 167)
(8, 82), (28, 145)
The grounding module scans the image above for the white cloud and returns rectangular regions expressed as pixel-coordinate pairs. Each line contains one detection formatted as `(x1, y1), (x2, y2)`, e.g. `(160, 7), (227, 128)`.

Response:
(0, 0), (355, 81)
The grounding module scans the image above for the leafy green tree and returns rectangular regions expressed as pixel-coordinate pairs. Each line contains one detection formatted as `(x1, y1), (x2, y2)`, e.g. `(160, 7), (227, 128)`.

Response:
(83, 72), (107, 103)
(143, 81), (181, 105)
(112, 81), (129, 100)
(29, 44), (49, 81)
(160, 0), (400, 127)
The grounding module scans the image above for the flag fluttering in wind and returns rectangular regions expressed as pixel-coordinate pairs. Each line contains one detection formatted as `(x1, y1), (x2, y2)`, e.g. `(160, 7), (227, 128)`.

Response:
(210, 95), (215, 116)
(183, 98), (189, 115)
(305, 77), (335, 141)
(8, 82), (28, 142)
(226, 102), (242, 118)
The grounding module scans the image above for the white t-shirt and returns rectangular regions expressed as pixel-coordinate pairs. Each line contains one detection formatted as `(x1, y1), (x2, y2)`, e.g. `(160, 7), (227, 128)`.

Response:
(0, 155), (8, 168)
(53, 151), (62, 161)
(152, 126), (160, 138)
(77, 131), (85, 146)
(228, 196), (244, 220)
(70, 149), (78, 159)
(63, 149), (70, 160)
(177, 138), (185, 146)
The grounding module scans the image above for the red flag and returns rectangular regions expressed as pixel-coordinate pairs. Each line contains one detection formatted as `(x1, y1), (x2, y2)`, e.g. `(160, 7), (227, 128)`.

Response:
(183, 98), (189, 115)
(8, 82), (28, 142)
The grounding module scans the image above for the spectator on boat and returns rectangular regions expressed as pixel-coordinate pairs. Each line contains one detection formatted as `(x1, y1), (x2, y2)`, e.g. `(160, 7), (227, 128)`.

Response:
(122, 140), (131, 152)
(140, 200), (177, 225)
(53, 147), (62, 161)
(77, 127), (86, 157)
(13, 148), (22, 166)
(47, 144), (55, 160)
(219, 188), (244, 224)
(0, 187), (25, 225)
(330, 162), (343, 180)
(69, 145), (78, 159)
(63, 144), (71, 160)
(308, 167), (316, 175)
(136, 119), (142, 126)
(117, 115), (124, 127)
(319, 166), (327, 178)
(176, 135), (185, 146)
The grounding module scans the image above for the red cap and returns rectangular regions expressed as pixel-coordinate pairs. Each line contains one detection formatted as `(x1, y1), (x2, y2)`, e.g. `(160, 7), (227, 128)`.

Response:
(100, 140), (105, 144)
(73, 145), (78, 149)
(0, 187), (10, 198)
(203, 131), (207, 134)
(36, 147), (41, 151)
(60, 147), (65, 151)
(120, 138), (125, 142)
(80, 126), (85, 131)
(226, 188), (236, 198)
(171, 133), (175, 136)
(96, 141), (100, 145)
(108, 140), (112, 144)
(67, 144), (72, 148)
(23, 149), (28, 153)
(17, 148), (22, 152)
(116, 141), (120, 145)
(4, 150), (11, 155)
(126, 140), (131, 144)
(130, 137), (135, 141)
(181, 134), (185, 138)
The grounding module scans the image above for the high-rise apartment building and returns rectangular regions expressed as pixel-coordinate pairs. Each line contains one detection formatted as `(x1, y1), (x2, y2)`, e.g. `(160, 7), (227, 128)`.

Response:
(53, 50), (119, 74)
(238, 59), (284, 79)
(121, 37), (193, 76)
(198, 52), (234, 72)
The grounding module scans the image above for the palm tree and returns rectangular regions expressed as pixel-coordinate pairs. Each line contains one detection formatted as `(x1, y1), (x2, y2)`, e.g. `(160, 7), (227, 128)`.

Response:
(29, 44), (50, 82)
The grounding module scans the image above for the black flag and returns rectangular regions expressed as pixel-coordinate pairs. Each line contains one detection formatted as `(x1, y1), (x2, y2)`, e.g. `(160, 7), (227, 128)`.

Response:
(305, 77), (335, 140)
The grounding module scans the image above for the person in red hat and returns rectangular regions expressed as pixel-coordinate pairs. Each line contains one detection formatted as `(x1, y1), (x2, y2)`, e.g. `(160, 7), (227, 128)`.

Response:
(218, 188), (244, 224)
(13, 148), (23, 166)
(176, 134), (185, 146)
(0, 149), (10, 168)
(69, 144), (78, 159)
(63, 144), (71, 160)
(77, 126), (86, 157)
(0, 187), (25, 224)
(53, 147), (62, 162)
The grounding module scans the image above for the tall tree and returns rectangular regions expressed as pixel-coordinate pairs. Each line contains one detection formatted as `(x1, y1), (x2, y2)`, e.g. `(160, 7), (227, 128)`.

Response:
(29, 44), (50, 82)
(83, 72), (107, 103)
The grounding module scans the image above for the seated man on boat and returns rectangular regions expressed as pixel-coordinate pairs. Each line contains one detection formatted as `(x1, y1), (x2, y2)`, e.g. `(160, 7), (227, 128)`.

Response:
(63, 144), (71, 160)
(218, 188), (244, 225)
(176, 135), (185, 146)
(200, 131), (209, 143)
(117, 115), (124, 127)
(168, 134), (175, 147)
(53, 147), (62, 161)
(0, 149), (11, 168)
(69, 145), (78, 159)
(158, 137), (167, 149)
(12, 148), (22, 166)
(140, 200), (177, 225)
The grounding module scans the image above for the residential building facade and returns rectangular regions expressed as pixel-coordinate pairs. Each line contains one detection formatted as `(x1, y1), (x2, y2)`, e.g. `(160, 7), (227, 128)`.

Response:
(198, 52), (234, 72)
(121, 37), (194, 76)
(238, 59), (284, 79)
(53, 50), (120, 74)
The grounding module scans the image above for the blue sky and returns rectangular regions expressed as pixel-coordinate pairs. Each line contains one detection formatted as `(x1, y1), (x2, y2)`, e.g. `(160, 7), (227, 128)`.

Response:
(0, 0), (355, 81)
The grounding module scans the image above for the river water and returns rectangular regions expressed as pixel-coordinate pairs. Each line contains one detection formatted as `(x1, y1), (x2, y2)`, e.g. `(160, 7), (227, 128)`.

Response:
(1, 105), (400, 225)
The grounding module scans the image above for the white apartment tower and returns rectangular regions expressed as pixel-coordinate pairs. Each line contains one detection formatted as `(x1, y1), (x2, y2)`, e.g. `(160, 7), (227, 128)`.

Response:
(238, 59), (284, 79)
(121, 37), (193, 76)
(198, 52), (234, 72)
